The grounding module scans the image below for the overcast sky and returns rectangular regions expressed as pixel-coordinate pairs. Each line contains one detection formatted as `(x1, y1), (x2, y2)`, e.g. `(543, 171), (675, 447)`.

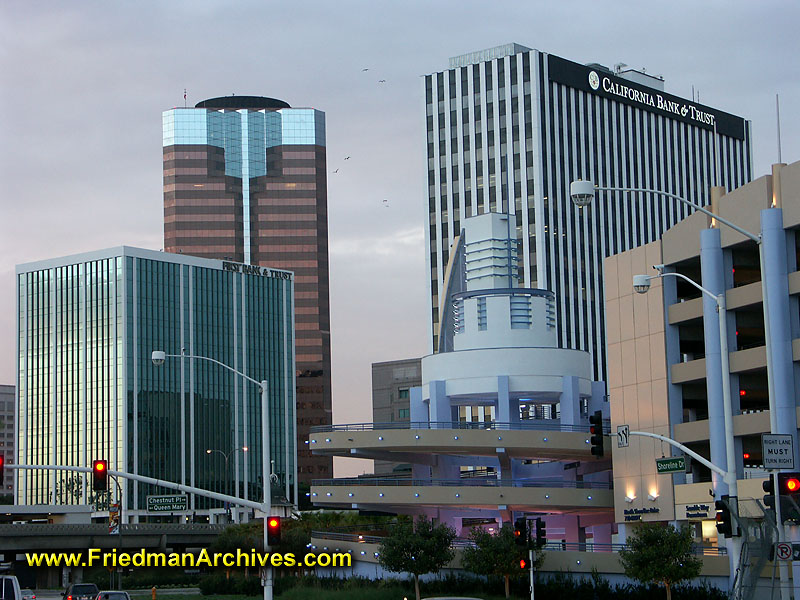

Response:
(1, 1), (798, 477)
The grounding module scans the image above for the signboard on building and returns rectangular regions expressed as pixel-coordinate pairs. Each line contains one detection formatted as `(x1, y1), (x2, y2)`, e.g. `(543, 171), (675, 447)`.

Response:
(656, 456), (686, 474)
(146, 494), (188, 513)
(762, 434), (795, 470)
(109, 503), (120, 535)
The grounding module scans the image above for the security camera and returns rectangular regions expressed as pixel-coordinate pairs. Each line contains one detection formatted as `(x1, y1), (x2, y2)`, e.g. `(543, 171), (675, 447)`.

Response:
(632, 275), (651, 294)
(151, 350), (166, 366)
(570, 180), (595, 208)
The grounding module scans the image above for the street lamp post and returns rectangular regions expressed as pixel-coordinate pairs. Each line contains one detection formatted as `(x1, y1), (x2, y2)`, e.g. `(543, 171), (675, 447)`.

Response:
(633, 268), (742, 579)
(152, 350), (274, 600)
(205, 447), (248, 521)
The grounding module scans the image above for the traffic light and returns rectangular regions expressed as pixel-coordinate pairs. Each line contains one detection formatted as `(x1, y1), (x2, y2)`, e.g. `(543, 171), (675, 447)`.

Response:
(763, 477), (775, 511)
(519, 558), (527, 569)
(0, 455), (4, 481)
(266, 516), (281, 546)
(715, 495), (733, 538)
(92, 459), (108, 491)
(513, 518), (528, 548)
(778, 472), (800, 522)
(589, 410), (604, 458)
(535, 518), (547, 548)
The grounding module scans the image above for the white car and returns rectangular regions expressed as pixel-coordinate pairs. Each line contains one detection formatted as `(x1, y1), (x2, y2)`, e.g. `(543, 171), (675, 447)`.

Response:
(0, 576), (22, 600)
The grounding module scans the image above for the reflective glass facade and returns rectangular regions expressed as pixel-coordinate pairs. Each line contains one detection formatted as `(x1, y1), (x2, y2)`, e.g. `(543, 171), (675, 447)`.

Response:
(16, 247), (295, 516)
(163, 97), (332, 482)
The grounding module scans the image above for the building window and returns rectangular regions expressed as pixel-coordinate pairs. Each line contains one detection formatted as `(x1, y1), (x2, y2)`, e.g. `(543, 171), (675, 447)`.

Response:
(478, 297), (487, 330)
(398, 408), (410, 419)
(398, 388), (410, 399)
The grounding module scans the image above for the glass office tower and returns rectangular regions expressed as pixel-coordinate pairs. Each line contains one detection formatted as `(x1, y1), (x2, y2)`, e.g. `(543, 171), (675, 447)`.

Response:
(424, 44), (753, 381)
(163, 96), (332, 482)
(16, 247), (295, 519)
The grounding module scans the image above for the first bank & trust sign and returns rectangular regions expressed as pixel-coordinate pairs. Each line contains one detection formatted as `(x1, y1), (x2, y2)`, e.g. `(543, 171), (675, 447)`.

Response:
(588, 70), (716, 126)
(222, 261), (293, 280)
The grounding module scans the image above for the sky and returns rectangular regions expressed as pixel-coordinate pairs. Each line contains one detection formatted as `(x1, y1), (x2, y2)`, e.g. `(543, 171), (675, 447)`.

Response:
(1, 1), (798, 477)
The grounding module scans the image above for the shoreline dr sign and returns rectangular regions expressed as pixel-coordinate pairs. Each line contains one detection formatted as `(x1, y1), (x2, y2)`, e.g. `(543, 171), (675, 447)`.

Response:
(655, 456), (686, 474)
(547, 54), (746, 140)
(762, 434), (795, 470)
(146, 494), (188, 513)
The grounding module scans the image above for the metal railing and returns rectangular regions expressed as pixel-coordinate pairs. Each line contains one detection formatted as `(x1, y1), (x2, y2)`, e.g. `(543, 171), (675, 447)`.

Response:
(310, 530), (726, 556)
(312, 477), (613, 490)
(311, 420), (610, 434)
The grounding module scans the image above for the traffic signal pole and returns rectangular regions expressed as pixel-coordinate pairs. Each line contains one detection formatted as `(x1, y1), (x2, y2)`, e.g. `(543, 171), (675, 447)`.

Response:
(528, 548), (535, 600)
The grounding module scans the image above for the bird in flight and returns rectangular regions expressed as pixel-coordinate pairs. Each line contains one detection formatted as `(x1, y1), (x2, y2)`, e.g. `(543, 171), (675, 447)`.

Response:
(333, 168), (339, 174)
(379, 79), (386, 83)
(382, 199), (389, 207)
(344, 156), (351, 160)
(362, 68), (369, 72)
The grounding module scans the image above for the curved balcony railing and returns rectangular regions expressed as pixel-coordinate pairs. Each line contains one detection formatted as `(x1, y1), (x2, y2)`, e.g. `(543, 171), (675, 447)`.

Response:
(311, 420), (611, 435)
(310, 530), (726, 556)
(311, 477), (613, 490)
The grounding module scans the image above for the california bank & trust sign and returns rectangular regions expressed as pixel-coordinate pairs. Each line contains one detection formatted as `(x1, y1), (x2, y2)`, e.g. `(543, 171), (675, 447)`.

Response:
(589, 71), (716, 126)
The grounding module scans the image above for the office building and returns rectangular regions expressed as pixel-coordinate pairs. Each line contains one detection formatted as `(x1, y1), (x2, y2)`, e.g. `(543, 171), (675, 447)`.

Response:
(423, 43), (752, 380)
(606, 161), (799, 546)
(162, 96), (332, 481)
(312, 213), (614, 543)
(371, 358), (422, 475)
(15, 247), (295, 520)
(0, 385), (13, 496)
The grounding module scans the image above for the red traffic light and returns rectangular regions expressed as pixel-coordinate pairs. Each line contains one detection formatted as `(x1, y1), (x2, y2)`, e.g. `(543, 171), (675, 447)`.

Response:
(268, 518), (279, 529)
(519, 559), (527, 569)
(787, 478), (800, 493)
(0, 455), (4, 480)
(92, 459), (109, 491)
(267, 516), (281, 545)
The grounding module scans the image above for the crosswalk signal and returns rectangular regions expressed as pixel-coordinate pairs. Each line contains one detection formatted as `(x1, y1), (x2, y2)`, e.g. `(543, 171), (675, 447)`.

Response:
(519, 558), (527, 569)
(92, 459), (108, 492)
(513, 518), (528, 548)
(715, 495), (733, 538)
(589, 410), (604, 458)
(535, 518), (547, 548)
(267, 516), (281, 546)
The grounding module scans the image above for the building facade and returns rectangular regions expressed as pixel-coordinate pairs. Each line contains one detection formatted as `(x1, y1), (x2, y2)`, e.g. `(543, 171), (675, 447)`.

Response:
(371, 358), (422, 475)
(0, 385), (14, 497)
(162, 96), (332, 481)
(312, 214), (614, 545)
(423, 43), (752, 380)
(605, 161), (799, 550)
(15, 247), (295, 520)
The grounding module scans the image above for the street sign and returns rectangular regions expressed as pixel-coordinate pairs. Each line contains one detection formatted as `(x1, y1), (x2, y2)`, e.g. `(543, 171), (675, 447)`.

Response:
(762, 434), (795, 470)
(776, 542), (792, 560)
(617, 425), (629, 448)
(656, 456), (686, 474)
(146, 494), (188, 513)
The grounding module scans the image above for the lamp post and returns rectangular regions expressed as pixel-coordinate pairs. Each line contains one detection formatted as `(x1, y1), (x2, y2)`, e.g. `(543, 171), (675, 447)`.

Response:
(205, 447), (248, 521)
(633, 268), (741, 577)
(152, 350), (274, 600)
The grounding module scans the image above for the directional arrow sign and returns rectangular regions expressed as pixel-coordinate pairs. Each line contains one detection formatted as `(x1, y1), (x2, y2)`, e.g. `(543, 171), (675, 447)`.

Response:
(617, 425), (629, 448)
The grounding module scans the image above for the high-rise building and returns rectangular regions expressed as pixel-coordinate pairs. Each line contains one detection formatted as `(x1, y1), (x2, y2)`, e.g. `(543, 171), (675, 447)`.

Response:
(162, 96), (332, 481)
(15, 247), (295, 520)
(423, 43), (752, 379)
(0, 385), (14, 497)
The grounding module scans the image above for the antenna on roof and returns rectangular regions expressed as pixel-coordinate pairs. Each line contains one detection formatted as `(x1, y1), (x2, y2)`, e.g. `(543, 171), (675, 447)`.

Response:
(776, 94), (783, 164)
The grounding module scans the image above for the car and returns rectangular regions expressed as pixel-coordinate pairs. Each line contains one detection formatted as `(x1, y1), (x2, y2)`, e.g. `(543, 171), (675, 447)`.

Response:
(63, 584), (99, 600)
(94, 593), (130, 600)
(0, 575), (22, 600)
(20, 590), (35, 600)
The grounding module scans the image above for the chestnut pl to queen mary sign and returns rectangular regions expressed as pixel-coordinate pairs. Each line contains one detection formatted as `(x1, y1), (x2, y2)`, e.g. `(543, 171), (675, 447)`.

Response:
(547, 54), (746, 140)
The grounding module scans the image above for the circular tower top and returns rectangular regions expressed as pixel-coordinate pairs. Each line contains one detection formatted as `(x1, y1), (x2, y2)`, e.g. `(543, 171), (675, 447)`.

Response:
(195, 96), (291, 110)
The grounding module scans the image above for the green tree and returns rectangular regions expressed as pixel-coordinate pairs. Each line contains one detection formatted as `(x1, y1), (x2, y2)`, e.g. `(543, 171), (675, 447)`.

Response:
(618, 522), (702, 600)
(210, 522), (262, 578)
(377, 516), (456, 600)
(461, 524), (544, 598)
